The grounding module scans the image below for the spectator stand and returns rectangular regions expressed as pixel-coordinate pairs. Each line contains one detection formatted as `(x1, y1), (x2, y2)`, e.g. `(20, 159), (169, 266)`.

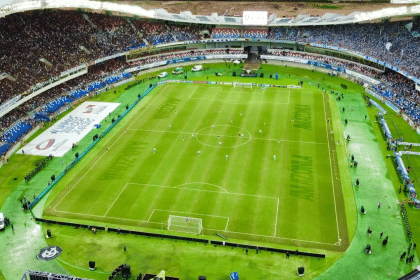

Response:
(2, 121), (33, 145)
(41, 97), (73, 115)
(243, 28), (268, 40)
(211, 27), (241, 39)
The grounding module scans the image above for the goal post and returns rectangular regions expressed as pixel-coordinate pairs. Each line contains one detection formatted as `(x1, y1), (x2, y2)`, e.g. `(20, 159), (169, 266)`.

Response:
(233, 82), (252, 89)
(167, 215), (203, 234)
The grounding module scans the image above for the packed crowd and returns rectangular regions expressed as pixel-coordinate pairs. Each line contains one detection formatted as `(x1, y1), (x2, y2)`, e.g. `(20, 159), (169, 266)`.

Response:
(270, 51), (379, 78)
(211, 28), (241, 39)
(132, 21), (201, 45)
(0, 59), (127, 143)
(243, 29), (268, 39)
(0, 10), (202, 103)
(268, 22), (420, 79)
(376, 73), (420, 122)
(3, 9), (420, 155)
(130, 49), (244, 66)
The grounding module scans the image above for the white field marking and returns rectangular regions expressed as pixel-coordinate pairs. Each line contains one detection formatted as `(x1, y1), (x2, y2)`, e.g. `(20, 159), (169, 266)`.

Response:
(56, 258), (109, 275)
(188, 86), (200, 98)
(147, 209), (155, 222)
(127, 84), (169, 130)
(175, 182), (229, 193)
(323, 93), (340, 243)
(252, 137), (327, 145)
(223, 230), (339, 246)
(189, 97), (289, 105)
(53, 129), (127, 210)
(274, 198), (279, 237)
(129, 182), (228, 194)
(149, 208), (229, 224)
(225, 217), (229, 232)
(53, 90), (162, 210)
(55, 209), (338, 246)
(127, 128), (328, 145)
(128, 182), (280, 200)
(55, 210), (162, 225)
(103, 183), (129, 217)
(190, 87), (291, 105)
(195, 125), (252, 148)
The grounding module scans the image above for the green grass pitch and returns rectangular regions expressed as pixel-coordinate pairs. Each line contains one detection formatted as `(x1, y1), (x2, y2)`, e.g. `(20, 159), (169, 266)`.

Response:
(44, 82), (341, 247)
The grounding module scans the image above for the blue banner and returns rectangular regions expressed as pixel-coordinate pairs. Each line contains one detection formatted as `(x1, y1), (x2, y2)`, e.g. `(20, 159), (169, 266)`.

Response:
(380, 118), (393, 140)
(370, 99), (387, 115)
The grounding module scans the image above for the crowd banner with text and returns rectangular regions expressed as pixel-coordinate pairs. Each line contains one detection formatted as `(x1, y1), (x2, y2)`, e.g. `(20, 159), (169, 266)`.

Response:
(0, 69), (88, 119)
(260, 55), (309, 64)
(0, 95), (20, 115)
(18, 101), (119, 157)
(94, 53), (127, 65)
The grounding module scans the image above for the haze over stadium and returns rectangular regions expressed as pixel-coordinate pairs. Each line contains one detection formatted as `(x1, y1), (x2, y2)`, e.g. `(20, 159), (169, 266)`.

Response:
(1, 0), (420, 279)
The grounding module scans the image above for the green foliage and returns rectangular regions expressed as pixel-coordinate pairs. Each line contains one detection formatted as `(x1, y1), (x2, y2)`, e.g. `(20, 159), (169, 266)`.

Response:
(315, 4), (342, 9)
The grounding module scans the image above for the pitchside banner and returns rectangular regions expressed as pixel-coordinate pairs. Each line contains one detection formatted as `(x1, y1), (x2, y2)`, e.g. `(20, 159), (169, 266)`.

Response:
(18, 101), (120, 157)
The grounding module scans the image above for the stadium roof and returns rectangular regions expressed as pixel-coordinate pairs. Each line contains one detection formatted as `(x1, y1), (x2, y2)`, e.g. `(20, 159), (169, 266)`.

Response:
(0, 0), (14, 8)
(1, 0), (420, 26)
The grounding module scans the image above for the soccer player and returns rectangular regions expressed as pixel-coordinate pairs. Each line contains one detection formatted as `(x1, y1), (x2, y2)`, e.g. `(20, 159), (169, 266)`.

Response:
(219, 141), (222, 147)
(226, 155), (228, 160)
(277, 139), (280, 143)
(212, 125), (214, 129)
(259, 130), (262, 134)
(240, 111), (243, 117)
(198, 150), (200, 155)
(264, 121), (266, 125)
(192, 133), (194, 138)
(153, 147), (156, 153)
(169, 124), (171, 130)
(217, 135), (220, 139)
(274, 155), (276, 160)
(182, 136), (185, 141)
(291, 118), (294, 122)
(231, 120), (233, 124)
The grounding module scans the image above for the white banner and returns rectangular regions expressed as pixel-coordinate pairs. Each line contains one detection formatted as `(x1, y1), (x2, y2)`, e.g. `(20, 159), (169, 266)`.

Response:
(243, 11), (268, 25)
(94, 53), (127, 65)
(0, 95), (20, 115)
(0, 69), (88, 118)
(60, 64), (87, 77)
(345, 69), (381, 85)
(205, 54), (247, 60)
(18, 101), (119, 157)
(261, 55), (309, 64)
(126, 60), (168, 73)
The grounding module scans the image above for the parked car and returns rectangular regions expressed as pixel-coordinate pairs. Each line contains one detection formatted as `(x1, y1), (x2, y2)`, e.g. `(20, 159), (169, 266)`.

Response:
(191, 65), (203, 72)
(172, 67), (184, 74)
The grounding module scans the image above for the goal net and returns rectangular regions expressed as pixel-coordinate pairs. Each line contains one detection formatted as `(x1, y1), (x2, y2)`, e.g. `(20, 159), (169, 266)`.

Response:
(167, 215), (203, 234)
(233, 82), (253, 89)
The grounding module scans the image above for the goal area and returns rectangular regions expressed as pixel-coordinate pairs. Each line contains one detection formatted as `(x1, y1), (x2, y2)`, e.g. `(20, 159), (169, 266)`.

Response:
(167, 215), (203, 234)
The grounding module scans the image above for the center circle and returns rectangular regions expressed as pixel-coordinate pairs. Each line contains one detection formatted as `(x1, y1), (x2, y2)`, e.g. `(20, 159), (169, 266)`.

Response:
(195, 125), (252, 148)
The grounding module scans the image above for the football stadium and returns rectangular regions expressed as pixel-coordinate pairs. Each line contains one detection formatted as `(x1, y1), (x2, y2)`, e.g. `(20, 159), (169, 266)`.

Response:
(1, 0), (420, 279)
